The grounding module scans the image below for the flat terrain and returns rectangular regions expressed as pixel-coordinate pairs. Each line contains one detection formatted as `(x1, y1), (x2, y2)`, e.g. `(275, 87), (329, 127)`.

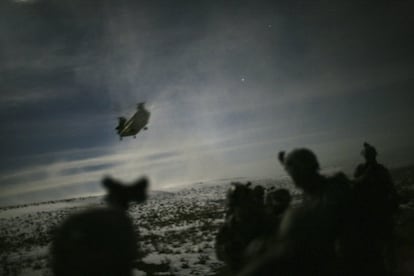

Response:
(0, 177), (293, 276)
(1, 168), (414, 276)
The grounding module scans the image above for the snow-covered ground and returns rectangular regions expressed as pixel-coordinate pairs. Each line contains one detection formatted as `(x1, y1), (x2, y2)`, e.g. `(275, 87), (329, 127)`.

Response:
(0, 177), (297, 276)
(2, 168), (414, 276)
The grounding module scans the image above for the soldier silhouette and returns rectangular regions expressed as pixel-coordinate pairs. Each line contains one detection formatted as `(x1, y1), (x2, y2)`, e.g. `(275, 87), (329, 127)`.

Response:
(350, 142), (398, 275)
(51, 177), (149, 276)
(243, 188), (292, 262)
(215, 182), (267, 273)
(239, 148), (352, 276)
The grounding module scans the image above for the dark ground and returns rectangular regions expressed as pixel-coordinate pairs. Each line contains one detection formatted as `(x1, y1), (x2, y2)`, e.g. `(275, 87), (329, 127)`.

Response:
(1, 167), (414, 275)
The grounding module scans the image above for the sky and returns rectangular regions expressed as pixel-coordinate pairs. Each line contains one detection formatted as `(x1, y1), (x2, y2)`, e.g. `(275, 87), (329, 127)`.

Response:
(0, 0), (413, 206)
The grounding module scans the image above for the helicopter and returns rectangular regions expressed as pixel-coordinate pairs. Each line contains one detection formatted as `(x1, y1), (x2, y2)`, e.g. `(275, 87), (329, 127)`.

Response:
(115, 102), (150, 140)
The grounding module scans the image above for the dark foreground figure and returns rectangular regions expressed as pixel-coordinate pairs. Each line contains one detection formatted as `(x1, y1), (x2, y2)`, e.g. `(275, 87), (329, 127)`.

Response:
(50, 176), (148, 276)
(215, 182), (266, 273)
(239, 148), (352, 276)
(215, 182), (291, 274)
(348, 142), (399, 275)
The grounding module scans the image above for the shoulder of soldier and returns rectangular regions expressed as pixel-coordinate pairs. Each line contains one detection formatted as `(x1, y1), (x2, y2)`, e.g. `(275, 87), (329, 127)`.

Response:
(367, 163), (391, 179)
(278, 206), (311, 240)
(375, 163), (390, 173)
(354, 163), (366, 177)
(330, 172), (349, 181)
(324, 173), (353, 201)
(327, 172), (351, 188)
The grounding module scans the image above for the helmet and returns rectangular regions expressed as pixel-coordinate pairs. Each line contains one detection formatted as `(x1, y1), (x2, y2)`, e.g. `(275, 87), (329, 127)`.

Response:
(361, 142), (377, 160)
(266, 188), (291, 207)
(281, 148), (320, 173)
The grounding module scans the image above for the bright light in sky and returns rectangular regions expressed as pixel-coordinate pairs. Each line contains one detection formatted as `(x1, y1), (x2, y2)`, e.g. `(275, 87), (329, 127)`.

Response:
(0, 0), (413, 206)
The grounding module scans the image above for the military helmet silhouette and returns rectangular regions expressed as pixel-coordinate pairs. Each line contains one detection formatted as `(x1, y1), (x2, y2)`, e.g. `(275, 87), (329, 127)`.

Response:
(279, 148), (320, 173)
(361, 142), (377, 160)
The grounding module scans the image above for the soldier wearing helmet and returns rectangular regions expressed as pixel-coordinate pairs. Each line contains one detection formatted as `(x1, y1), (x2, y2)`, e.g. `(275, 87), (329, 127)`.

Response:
(215, 182), (267, 273)
(240, 148), (352, 276)
(351, 142), (398, 275)
(278, 149), (320, 193)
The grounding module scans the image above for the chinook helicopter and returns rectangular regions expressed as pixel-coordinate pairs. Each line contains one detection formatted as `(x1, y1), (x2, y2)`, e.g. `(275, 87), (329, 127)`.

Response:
(116, 102), (150, 140)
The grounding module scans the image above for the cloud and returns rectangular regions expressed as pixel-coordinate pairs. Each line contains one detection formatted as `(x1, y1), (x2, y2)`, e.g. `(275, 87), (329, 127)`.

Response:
(1, 1), (413, 205)
(0, 115), (290, 202)
(0, 110), (370, 204)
